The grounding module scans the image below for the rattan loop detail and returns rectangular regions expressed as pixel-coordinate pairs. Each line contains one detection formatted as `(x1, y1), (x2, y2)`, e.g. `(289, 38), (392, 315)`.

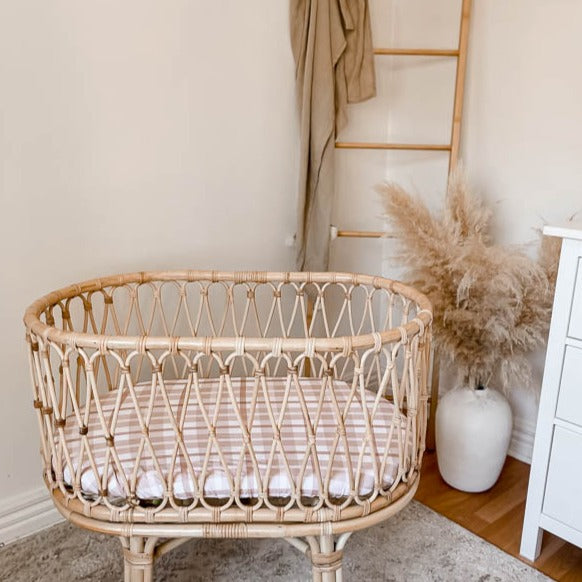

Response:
(309, 549), (344, 573)
(122, 548), (154, 568)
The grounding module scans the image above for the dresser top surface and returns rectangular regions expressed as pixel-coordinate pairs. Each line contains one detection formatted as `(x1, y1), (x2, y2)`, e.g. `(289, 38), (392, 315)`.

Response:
(544, 222), (582, 241)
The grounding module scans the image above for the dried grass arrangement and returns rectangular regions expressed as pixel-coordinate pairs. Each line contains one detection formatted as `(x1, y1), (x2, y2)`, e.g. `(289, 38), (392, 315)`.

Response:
(377, 172), (559, 392)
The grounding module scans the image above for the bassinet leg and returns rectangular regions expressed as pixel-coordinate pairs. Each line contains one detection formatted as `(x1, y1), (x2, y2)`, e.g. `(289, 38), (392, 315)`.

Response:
(307, 533), (350, 582)
(121, 536), (156, 582)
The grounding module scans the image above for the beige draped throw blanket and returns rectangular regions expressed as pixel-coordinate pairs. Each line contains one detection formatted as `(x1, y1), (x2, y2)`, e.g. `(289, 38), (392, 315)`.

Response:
(290, 0), (376, 271)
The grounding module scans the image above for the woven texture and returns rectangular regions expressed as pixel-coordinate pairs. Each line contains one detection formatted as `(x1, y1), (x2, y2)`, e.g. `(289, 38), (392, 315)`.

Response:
(24, 270), (431, 531)
(59, 377), (403, 500)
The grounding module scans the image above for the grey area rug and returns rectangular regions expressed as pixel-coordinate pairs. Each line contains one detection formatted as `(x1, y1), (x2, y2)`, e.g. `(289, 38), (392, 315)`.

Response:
(0, 501), (548, 581)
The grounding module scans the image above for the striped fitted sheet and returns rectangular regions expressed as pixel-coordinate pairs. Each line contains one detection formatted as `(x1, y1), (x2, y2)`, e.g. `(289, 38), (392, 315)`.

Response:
(57, 377), (405, 500)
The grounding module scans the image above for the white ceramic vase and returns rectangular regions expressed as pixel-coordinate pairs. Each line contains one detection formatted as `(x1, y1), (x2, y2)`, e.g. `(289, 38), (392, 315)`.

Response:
(435, 386), (513, 492)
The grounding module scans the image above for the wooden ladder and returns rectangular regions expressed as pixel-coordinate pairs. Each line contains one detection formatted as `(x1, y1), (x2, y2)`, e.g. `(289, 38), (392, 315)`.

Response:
(331, 0), (473, 449)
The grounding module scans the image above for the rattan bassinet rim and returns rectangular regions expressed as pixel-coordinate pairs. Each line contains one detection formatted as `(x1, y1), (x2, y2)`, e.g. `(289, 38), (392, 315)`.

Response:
(23, 269), (432, 351)
(51, 477), (419, 539)
(47, 471), (418, 527)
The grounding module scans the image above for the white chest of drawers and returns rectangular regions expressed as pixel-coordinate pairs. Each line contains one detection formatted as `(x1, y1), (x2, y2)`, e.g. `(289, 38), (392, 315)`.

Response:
(521, 223), (582, 560)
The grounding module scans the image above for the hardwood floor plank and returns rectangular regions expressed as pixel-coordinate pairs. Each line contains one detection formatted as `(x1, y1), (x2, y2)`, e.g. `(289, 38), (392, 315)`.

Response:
(537, 533), (582, 581)
(416, 452), (582, 581)
(479, 500), (527, 553)
(473, 479), (527, 524)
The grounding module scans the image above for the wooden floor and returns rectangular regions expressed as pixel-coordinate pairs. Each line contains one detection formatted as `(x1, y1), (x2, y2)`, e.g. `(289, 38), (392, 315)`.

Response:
(415, 452), (582, 581)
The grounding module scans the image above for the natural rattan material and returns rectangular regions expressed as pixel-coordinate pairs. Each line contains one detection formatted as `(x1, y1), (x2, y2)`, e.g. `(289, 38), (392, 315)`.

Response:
(24, 270), (432, 581)
(58, 377), (406, 500)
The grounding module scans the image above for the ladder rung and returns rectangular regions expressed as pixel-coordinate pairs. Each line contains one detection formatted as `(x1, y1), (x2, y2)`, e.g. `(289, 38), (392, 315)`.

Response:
(374, 48), (459, 57)
(335, 230), (394, 239)
(335, 142), (452, 151)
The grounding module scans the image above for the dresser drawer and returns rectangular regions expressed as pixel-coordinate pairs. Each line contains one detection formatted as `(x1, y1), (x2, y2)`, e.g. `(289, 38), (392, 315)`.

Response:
(556, 345), (582, 427)
(543, 426), (582, 531)
(569, 258), (582, 340)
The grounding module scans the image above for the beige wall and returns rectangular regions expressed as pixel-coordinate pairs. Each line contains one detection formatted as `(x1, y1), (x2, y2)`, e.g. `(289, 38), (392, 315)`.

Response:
(463, 0), (582, 435)
(330, 0), (582, 458)
(464, 0), (582, 245)
(0, 1), (298, 500)
(1, 0), (581, 503)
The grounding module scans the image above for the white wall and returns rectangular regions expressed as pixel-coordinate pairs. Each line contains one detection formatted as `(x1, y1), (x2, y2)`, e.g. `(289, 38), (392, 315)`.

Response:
(0, 0), (298, 507)
(461, 0), (582, 456)
(463, 0), (582, 245)
(330, 0), (582, 462)
(1, 0), (582, 540)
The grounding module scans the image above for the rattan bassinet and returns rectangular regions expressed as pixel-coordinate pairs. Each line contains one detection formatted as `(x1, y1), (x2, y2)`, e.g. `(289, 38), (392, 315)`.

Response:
(23, 270), (432, 581)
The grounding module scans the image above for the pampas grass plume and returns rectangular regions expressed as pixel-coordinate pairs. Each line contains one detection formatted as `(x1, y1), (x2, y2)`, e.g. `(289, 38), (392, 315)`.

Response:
(377, 172), (558, 392)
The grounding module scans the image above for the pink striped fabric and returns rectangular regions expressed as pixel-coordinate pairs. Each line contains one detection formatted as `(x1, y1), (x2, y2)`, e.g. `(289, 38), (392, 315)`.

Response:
(57, 377), (404, 501)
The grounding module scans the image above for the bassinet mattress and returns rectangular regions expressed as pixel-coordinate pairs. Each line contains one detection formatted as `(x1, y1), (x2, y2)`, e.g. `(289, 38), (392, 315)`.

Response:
(57, 377), (405, 501)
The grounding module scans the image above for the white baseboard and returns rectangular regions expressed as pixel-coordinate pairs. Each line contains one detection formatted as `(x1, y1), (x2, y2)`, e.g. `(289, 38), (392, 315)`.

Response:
(0, 486), (63, 547)
(508, 416), (536, 464)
